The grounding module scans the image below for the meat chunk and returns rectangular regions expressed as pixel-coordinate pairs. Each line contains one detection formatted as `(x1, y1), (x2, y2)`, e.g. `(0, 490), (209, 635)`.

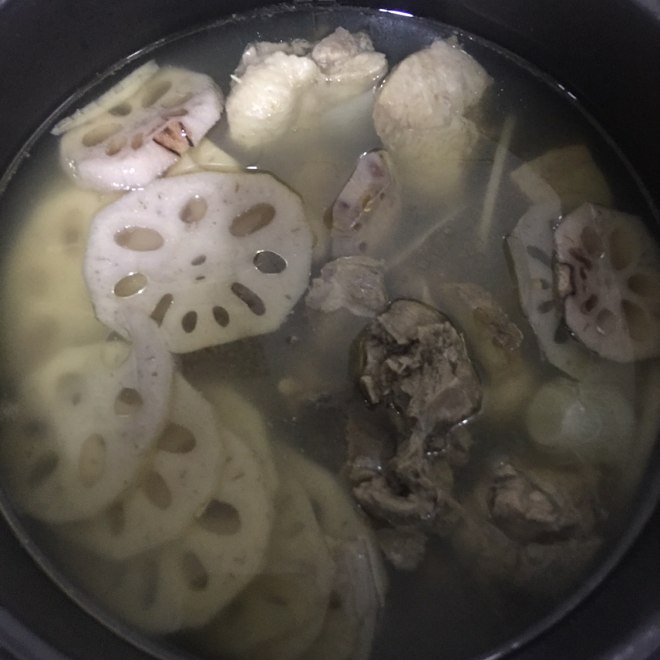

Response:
(305, 256), (388, 318)
(372, 38), (491, 198)
(453, 458), (603, 598)
(226, 28), (387, 149)
(346, 300), (482, 567)
(357, 300), (482, 434)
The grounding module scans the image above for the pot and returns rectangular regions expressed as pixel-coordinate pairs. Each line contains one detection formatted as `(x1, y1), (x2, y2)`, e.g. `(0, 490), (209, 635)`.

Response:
(0, 1), (659, 659)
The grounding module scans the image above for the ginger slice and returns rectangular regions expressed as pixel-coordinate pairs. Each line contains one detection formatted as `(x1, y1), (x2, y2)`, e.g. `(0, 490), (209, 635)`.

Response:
(84, 171), (313, 353)
(59, 65), (223, 191)
(2, 313), (173, 522)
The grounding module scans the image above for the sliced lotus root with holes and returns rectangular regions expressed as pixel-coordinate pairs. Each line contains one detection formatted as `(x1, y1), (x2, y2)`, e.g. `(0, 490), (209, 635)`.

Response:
(507, 202), (595, 379)
(64, 375), (225, 559)
(59, 66), (223, 191)
(84, 171), (313, 353)
(200, 383), (278, 494)
(2, 186), (118, 376)
(88, 429), (275, 633)
(3, 313), (173, 523)
(554, 203), (660, 362)
(52, 61), (159, 136)
(198, 459), (335, 658)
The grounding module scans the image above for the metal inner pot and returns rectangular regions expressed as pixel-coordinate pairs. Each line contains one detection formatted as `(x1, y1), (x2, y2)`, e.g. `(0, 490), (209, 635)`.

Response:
(0, 1), (658, 659)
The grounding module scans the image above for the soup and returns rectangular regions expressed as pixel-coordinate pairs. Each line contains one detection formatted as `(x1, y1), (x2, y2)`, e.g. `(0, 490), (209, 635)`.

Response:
(0, 5), (658, 659)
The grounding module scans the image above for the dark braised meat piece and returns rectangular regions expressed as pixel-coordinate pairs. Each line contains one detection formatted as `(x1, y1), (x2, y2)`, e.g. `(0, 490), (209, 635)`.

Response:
(376, 527), (428, 571)
(357, 299), (482, 435)
(453, 458), (604, 598)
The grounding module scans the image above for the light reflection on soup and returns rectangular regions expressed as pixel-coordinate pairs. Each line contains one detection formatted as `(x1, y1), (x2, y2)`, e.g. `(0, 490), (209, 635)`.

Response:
(0, 5), (659, 660)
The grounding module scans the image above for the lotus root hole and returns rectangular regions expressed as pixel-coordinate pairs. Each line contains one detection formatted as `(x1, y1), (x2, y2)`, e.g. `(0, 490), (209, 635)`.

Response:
(161, 92), (193, 109)
(230, 203), (275, 237)
(22, 419), (48, 440)
(580, 294), (599, 314)
(78, 433), (106, 487)
(151, 294), (174, 326)
(161, 107), (189, 119)
(580, 225), (604, 257)
(231, 282), (266, 316)
(181, 311), (198, 333)
(114, 387), (143, 415)
(131, 133), (144, 150)
(179, 196), (208, 224)
(141, 79), (173, 107)
(142, 560), (159, 608)
(253, 250), (287, 274)
(157, 423), (196, 453)
(622, 299), (651, 342)
(106, 502), (126, 536)
(111, 102), (134, 117)
(105, 135), (127, 156)
(595, 308), (616, 336)
(62, 224), (83, 248)
(81, 122), (122, 147)
(142, 471), (173, 510)
(213, 306), (230, 327)
(114, 227), (164, 251)
(57, 372), (84, 406)
(114, 272), (147, 297)
(28, 452), (59, 487)
(609, 226), (640, 271)
(628, 272), (660, 300)
(197, 500), (241, 535)
(180, 552), (209, 591)
(191, 255), (206, 266)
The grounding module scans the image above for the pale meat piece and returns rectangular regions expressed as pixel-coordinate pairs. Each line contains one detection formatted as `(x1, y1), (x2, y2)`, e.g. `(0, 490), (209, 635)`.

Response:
(305, 256), (388, 317)
(373, 37), (491, 198)
(226, 28), (387, 149)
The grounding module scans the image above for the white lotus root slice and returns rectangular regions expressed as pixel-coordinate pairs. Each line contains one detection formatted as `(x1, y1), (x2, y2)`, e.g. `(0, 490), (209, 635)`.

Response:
(2, 186), (117, 376)
(51, 61), (160, 136)
(554, 203), (660, 362)
(91, 430), (274, 633)
(84, 171), (313, 353)
(330, 149), (401, 259)
(4, 313), (174, 522)
(59, 65), (223, 191)
(66, 375), (224, 560)
(199, 460), (335, 659)
(507, 202), (594, 378)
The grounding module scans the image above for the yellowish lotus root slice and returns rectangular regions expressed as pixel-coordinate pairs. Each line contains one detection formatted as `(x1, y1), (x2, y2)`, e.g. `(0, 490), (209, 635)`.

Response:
(59, 65), (223, 191)
(84, 171), (313, 353)
(2, 314), (173, 522)
(554, 203), (660, 362)
(82, 429), (275, 634)
(198, 458), (335, 659)
(64, 375), (225, 560)
(2, 186), (117, 376)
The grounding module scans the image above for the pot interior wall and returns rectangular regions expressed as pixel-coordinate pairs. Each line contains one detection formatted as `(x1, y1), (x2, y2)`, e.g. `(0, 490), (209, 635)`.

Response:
(0, 1), (658, 659)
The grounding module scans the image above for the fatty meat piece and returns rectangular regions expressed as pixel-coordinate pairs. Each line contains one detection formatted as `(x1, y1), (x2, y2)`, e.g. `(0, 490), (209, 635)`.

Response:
(64, 375), (225, 560)
(554, 203), (660, 362)
(372, 38), (491, 198)
(3, 313), (174, 523)
(59, 65), (223, 191)
(84, 171), (313, 353)
(226, 28), (386, 149)
(2, 186), (116, 376)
